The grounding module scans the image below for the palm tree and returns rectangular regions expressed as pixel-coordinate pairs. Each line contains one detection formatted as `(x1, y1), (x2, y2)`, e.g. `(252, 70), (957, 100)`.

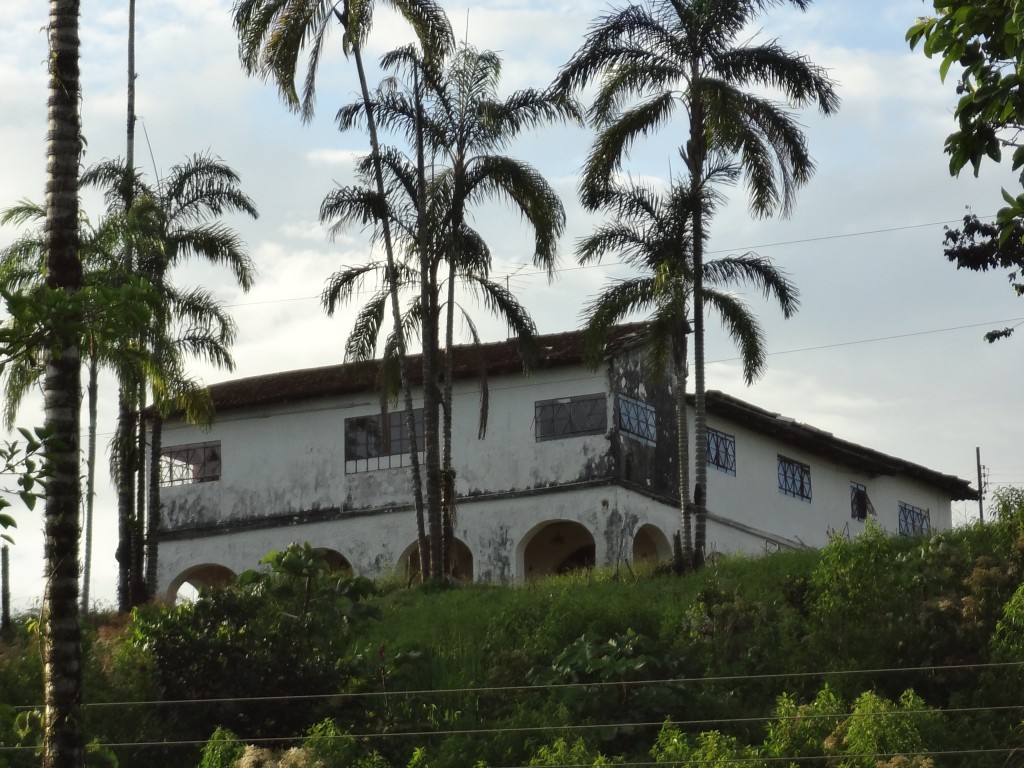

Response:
(555, 0), (838, 565)
(42, 0), (84, 763)
(0, 202), (147, 614)
(321, 144), (433, 571)
(82, 154), (257, 605)
(337, 43), (573, 577)
(577, 173), (799, 568)
(232, 0), (455, 581)
(323, 144), (544, 578)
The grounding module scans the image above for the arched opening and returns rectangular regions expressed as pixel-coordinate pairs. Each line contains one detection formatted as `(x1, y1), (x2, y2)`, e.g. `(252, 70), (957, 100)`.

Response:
(401, 539), (474, 582)
(522, 520), (595, 581)
(166, 563), (237, 603)
(633, 523), (671, 563)
(315, 548), (354, 575)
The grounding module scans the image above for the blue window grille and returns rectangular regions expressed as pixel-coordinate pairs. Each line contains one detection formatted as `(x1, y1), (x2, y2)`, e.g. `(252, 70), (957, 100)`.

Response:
(898, 501), (931, 536)
(707, 428), (736, 475)
(617, 394), (656, 446)
(778, 455), (812, 502)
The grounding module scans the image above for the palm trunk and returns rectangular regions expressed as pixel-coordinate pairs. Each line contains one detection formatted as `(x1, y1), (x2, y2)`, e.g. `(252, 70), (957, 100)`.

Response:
(673, 333), (692, 570)
(43, 1), (85, 764)
(131, 388), (148, 605)
(2, 545), (11, 636)
(690, 75), (708, 569)
(412, 67), (443, 581)
(115, 394), (135, 612)
(441, 266), (457, 578)
(125, 0), (136, 178)
(350, 41), (428, 578)
(116, 0), (138, 613)
(80, 349), (97, 615)
(146, 412), (162, 596)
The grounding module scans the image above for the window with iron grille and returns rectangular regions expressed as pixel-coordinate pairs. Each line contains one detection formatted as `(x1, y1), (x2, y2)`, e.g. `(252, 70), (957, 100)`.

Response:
(160, 442), (221, 487)
(345, 408), (423, 473)
(535, 393), (606, 441)
(850, 482), (875, 521)
(707, 427), (736, 475)
(617, 394), (656, 446)
(898, 501), (931, 536)
(777, 455), (812, 501)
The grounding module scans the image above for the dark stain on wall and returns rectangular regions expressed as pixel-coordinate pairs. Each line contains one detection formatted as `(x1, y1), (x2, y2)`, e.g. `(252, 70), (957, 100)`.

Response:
(477, 524), (514, 583)
(608, 348), (678, 500)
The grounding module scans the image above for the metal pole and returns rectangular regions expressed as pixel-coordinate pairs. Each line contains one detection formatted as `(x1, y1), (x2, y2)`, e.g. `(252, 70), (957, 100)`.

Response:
(1, 544), (10, 634)
(976, 446), (984, 523)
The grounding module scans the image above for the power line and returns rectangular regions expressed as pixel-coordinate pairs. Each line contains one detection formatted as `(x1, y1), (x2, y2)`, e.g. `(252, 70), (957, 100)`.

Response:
(711, 317), (1024, 363)
(10, 660), (1024, 713)
(219, 215), (987, 310)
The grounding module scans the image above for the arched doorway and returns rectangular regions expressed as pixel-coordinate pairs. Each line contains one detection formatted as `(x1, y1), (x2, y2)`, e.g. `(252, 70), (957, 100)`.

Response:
(633, 523), (671, 564)
(522, 521), (595, 581)
(401, 539), (474, 582)
(316, 548), (354, 575)
(166, 563), (236, 603)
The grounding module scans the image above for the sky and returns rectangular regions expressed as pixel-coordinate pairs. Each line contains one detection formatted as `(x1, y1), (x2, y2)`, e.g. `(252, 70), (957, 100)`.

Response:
(1, 0), (1022, 612)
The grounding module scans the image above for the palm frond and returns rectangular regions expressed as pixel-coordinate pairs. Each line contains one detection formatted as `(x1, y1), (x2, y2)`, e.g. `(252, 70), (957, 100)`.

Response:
(703, 287), (766, 385)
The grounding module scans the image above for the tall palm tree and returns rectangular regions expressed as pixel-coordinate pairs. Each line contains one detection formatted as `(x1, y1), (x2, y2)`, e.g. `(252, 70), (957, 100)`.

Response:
(42, 0), (84, 763)
(323, 144), (544, 578)
(577, 173), (799, 568)
(338, 43), (573, 577)
(82, 155), (257, 605)
(555, 0), (838, 565)
(233, 0), (454, 581)
(321, 143), (433, 571)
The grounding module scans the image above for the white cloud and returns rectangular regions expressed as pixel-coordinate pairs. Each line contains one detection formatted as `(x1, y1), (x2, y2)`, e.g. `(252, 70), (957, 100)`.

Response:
(4, 0), (1024, 608)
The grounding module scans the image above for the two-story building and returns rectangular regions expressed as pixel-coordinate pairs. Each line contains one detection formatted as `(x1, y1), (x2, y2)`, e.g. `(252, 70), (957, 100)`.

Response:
(155, 324), (977, 599)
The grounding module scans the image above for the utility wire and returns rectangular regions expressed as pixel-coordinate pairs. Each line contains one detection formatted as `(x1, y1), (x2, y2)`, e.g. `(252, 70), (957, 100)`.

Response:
(10, 660), (1024, 712)
(219, 216), (989, 310)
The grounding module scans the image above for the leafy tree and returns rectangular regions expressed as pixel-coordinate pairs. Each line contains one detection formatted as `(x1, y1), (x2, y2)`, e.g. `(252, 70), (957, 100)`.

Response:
(908, 2), (1024, 333)
(940, 213), (1024, 341)
(529, 737), (610, 767)
(908, 2), (1024, 212)
(233, 0), (455, 581)
(764, 687), (942, 767)
(554, 0), (838, 566)
(578, 176), (798, 565)
(652, 723), (758, 767)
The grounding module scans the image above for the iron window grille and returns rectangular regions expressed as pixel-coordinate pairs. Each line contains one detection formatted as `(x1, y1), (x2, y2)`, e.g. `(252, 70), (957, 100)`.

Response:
(160, 442), (221, 487)
(617, 394), (656, 446)
(707, 427), (737, 475)
(898, 501), (931, 536)
(778, 455), (812, 502)
(345, 408), (424, 473)
(850, 482), (875, 521)
(535, 393), (607, 441)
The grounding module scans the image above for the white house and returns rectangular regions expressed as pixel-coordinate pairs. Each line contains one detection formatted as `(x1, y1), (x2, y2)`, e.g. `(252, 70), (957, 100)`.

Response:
(154, 324), (977, 599)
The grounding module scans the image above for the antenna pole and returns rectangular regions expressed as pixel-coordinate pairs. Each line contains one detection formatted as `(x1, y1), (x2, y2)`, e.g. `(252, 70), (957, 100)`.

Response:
(976, 446), (984, 523)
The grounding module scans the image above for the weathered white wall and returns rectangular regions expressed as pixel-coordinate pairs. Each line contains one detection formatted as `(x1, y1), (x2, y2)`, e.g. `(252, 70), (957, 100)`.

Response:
(699, 417), (953, 552)
(155, 358), (959, 599)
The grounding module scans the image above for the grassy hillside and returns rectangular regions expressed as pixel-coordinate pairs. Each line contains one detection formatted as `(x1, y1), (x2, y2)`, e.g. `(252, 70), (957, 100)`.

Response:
(3, 490), (1024, 768)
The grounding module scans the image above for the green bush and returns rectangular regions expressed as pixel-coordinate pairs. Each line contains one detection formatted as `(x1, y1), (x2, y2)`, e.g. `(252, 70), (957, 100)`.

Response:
(129, 544), (380, 742)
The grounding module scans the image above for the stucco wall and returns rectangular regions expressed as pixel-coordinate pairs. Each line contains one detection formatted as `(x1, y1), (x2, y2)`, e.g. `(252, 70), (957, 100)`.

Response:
(699, 416), (953, 551)
(155, 351), (961, 598)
